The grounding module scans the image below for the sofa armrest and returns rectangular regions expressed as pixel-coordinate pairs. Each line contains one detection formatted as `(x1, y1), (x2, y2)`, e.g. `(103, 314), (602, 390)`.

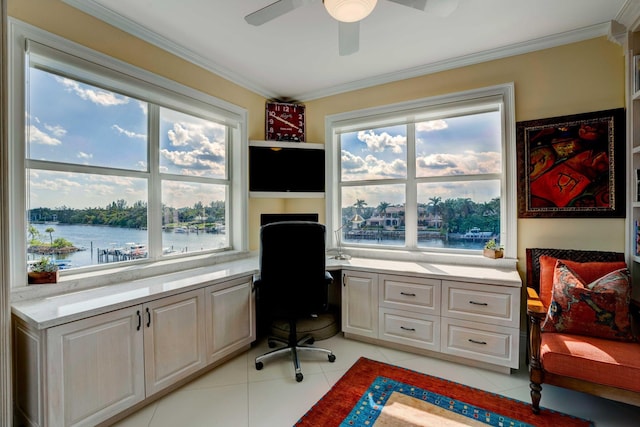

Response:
(526, 287), (547, 320)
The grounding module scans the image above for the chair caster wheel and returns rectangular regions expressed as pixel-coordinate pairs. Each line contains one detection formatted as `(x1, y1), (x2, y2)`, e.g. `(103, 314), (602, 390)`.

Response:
(255, 361), (263, 370)
(307, 337), (315, 345)
(328, 354), (336, 363)
(296, 373), (303, 382)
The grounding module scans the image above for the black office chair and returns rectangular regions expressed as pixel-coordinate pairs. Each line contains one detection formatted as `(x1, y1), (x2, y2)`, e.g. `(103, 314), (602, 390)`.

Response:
(254, 221), (336, 382)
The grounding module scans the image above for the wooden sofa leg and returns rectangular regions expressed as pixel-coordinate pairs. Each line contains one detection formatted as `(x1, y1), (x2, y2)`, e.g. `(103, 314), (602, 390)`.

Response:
(530, 381), (542, 414)
(528, 308), (544, 414)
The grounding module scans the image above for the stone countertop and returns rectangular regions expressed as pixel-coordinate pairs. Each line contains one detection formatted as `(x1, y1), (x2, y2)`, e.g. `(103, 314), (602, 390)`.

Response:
(12, 256), (521, 330)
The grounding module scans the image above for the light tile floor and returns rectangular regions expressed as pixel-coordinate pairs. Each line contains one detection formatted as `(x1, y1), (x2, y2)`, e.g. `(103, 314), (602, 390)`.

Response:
(113, 334), (640, 426)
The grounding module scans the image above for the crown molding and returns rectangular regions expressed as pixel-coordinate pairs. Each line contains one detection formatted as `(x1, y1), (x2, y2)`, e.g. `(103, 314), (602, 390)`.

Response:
(62, 0), (280, 99)
(298, 22), (612, 101)
(64, 1), (615, 102)
(616, 0), (640, 32)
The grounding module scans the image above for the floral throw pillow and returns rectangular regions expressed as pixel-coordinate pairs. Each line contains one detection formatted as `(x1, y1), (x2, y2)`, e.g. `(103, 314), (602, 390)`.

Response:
(541, 261), (634, 341)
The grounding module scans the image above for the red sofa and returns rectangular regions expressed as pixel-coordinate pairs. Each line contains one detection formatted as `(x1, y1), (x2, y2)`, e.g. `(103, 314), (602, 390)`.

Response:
(526, 248), (640, 413)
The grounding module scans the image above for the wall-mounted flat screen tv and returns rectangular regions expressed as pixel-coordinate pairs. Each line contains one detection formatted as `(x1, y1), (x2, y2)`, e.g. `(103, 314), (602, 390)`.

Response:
(249, 146), (325, 193)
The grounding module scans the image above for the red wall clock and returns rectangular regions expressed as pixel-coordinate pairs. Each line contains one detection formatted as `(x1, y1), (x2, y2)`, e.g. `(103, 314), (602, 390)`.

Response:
(266, 102), (305, 142)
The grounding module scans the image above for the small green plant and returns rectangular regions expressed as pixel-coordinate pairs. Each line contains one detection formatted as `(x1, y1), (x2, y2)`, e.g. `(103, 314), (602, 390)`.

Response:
(484, 239), (503, 251)
(30, 257), (59, 273)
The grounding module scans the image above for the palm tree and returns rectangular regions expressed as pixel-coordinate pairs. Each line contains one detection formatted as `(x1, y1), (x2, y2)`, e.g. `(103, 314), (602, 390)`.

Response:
(45, 227), (55, 246)
(428, 196), (442, 217)
(377, 201), (389, 218)
(354, 199), (367, 212)
(28, 225), (40, 242)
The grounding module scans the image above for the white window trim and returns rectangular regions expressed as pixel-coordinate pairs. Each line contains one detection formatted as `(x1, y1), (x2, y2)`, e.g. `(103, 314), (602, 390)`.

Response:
(325, 83), (517, 266)
(8, 18), (249, 293)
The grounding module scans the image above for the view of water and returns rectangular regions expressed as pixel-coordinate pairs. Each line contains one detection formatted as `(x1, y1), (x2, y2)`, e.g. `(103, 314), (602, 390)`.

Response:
(29, 223), (226, 269)
(30, 224), (489, 271)
(344, 236), (486, 250)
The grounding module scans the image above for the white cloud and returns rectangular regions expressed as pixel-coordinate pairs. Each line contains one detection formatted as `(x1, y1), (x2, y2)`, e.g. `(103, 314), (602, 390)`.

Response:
(416, 151), (501, 176)
(341, 150), (406, 181)
(357, 130), (405, 153)
(44, 124), (67, 137)
(112, 124), (146, 140)
(416, 120), (448, 132)
(29, 124), (62, 146)
(57, 77), (129, 106)
(77, 151), (93, 159)
(167, 123), (191, 146)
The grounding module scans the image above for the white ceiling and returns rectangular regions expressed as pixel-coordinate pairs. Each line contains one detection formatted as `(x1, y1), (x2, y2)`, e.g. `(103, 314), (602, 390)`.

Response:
(63, 0), (635, 101)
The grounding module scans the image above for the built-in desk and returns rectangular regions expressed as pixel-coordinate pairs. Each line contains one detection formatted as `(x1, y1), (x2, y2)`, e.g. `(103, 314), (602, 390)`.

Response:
(12, 255), (521, 427)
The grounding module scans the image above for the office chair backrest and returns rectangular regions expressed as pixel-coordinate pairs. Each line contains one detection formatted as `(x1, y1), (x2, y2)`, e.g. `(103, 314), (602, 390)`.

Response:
(259, 221), (328, 316)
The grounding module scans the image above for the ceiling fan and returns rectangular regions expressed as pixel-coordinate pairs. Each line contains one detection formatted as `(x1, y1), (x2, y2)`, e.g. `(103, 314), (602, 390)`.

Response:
(244, 0), (458, 56)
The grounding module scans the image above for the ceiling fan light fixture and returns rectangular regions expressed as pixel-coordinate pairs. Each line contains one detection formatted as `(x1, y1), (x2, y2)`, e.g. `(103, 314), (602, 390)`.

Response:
(324, 0), (378, 23)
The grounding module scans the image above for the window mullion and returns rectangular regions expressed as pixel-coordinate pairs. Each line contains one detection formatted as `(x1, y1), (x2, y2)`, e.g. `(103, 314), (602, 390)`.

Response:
(405, 123), (417, 248)
(148, 104), (161, 259)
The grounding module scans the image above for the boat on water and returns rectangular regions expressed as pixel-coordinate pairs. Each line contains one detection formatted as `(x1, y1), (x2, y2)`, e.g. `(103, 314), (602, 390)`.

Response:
(124, 243), (147, 259)
(174, 227), (188, 233)
(54, 259), (73, 270)
(463, 227), (493, 239)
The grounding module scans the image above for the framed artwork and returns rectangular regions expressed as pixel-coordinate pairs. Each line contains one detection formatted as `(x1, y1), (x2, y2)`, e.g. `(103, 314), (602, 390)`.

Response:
(516, 108), (625, 218)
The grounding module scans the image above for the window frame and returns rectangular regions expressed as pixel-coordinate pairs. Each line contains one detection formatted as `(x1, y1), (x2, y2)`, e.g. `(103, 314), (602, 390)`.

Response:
(325, 84), (517, 263)
(8, 19), (249, 290)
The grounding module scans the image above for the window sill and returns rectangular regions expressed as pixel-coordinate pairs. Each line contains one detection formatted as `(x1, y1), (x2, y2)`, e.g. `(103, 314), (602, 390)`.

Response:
(11, 250), (252, 302)
(339, 247), (518, 270)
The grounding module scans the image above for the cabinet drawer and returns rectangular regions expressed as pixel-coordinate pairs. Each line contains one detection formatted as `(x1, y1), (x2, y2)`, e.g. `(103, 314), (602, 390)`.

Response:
(379, 274), (440, 315)
(379, 308), (439, 351)
(442, 280), (519, 328)
(441, 318), (519, 368)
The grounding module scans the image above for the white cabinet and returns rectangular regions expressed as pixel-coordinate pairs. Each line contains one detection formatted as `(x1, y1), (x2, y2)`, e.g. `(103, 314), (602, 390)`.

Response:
(143, 288), (206, 396)
(13, 275), (255, 427)
(46, 306), (145, 427)
(342, 271), (521, 372)
(342, 270), (378, 338)
(205, 276), (255, 362)
(378, 274), (440, 351)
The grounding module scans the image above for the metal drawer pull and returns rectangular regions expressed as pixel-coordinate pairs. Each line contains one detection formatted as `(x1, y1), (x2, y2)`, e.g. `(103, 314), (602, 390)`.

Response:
(468, 338), (487, 345)
(400, 326), (416, 332)
(469, 301), (488, 306)
(400, 292), (416, 297)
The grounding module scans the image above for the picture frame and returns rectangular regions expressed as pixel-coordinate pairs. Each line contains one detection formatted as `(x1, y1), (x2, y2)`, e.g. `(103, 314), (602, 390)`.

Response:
(516, 108), (625, 218)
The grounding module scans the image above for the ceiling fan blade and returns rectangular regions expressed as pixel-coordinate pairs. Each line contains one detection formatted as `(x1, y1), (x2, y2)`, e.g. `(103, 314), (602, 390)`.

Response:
(386, 0), (428, 11)
(244, 0), (307, 26)
(424, 0), (459, 17)
(339, 21), (359, 56)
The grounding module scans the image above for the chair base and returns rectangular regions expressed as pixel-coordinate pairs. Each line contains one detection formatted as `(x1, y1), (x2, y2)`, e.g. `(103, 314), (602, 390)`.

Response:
(255, 333), (336, 382)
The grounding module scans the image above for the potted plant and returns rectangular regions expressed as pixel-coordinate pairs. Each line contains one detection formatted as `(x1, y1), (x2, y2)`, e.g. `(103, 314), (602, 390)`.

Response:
(483, 239), (504, 259)
(28, 257), (59, 284)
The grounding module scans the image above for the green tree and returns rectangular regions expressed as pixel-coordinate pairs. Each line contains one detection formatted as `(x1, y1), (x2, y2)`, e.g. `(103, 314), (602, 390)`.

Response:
(354, 199), (367, 212)
(428, 196), (441, 217)
(377, 201), (389, 217)
(28, 225), (40, 243)
(45, 227), (55, 246)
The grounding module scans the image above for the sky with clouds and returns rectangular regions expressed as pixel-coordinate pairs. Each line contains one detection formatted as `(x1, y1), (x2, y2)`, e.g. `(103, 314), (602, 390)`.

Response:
(340, 112), (502, 208)
(27, 68), (227, 210)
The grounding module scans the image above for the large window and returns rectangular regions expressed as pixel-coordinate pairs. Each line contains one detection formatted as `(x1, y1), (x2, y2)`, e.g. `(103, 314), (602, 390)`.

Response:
(10, 22), (247, 286)
(327, 85), (516, 259)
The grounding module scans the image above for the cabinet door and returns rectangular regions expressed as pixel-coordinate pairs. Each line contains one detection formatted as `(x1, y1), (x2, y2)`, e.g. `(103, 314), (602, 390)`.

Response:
(205, 276), (255, 363)
(342, 270), (378, 338)
(47, 305), (144, 427)
(144, 288), (206, 396)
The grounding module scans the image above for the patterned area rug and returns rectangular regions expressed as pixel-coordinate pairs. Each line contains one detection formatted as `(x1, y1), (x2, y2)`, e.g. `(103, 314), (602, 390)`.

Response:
(296, 357), (593, 427)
